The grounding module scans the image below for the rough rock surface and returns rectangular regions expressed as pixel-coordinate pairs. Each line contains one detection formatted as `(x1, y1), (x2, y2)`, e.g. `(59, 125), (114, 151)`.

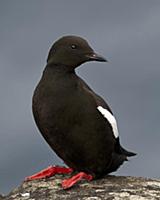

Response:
(1, 175), (160, 200)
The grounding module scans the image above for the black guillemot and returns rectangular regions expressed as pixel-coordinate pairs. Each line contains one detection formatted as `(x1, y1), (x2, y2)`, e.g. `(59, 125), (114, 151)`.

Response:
(26, 35), (136, 189)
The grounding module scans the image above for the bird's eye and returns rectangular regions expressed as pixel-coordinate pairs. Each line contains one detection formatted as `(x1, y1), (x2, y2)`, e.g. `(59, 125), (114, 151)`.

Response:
(71, 44), (77, 49)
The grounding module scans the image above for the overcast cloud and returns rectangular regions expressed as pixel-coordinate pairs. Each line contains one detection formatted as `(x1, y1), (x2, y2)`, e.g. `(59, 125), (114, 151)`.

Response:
(0, 0), (160, 194)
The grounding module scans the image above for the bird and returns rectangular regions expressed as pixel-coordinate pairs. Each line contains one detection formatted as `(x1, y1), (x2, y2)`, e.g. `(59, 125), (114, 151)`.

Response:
(26, 35), (136, 189)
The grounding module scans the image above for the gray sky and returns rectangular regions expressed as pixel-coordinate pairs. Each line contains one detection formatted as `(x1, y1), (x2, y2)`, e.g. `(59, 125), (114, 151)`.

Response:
(1, 0), (160, 194)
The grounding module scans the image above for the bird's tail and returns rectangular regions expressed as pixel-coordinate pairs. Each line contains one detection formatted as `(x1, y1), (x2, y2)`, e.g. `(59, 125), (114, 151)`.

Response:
(97, 138), (137, 176)
(119, 145), (137, 157)
(115, 137), (137, 157)
(106, 146), (136, 174)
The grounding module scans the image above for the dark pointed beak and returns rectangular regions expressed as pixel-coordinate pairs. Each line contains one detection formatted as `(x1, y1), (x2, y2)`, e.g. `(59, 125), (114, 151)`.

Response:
(86, 52), (108, 62)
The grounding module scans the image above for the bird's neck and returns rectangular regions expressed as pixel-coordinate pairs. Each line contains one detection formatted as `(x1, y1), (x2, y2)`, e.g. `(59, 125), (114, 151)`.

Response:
(41, 63), (79, 91)
(45, 62), (76, 74)
(41, 63), (77, 83)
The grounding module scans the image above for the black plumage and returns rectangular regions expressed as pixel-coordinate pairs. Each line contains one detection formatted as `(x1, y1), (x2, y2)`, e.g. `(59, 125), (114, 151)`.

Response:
(33, 35), (136, 178)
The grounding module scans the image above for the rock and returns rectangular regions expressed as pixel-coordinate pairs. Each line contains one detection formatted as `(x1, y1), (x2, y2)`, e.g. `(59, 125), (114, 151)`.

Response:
(0, 195), (4, 200)
(2, 175), (160, 200)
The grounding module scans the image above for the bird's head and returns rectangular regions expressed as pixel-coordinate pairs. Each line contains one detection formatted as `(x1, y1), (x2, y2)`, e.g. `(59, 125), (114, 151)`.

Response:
(47, 35), (107, 69)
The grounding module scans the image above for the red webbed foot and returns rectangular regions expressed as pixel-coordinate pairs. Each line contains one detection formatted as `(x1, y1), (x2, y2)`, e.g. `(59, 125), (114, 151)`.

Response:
(62, 172), (93, 189)
(25, 165), (73, 181)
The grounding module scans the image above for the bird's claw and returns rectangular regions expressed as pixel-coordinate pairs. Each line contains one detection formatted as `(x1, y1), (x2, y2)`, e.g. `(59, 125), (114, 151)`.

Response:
(25, 166), (73, 181)
(62, 172), (93, 189)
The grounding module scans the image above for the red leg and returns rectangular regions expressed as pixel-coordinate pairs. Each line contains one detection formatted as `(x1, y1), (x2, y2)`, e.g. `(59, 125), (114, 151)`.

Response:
(25, 166), (73, 181)
(62, 172), (93, 189)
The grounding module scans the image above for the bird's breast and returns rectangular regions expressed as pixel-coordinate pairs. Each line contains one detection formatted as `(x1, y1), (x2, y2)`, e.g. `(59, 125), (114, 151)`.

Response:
(32, 75), (83, 132)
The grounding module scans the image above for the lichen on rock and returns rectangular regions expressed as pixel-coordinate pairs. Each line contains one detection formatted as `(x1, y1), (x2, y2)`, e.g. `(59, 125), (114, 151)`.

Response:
(2, 175), (160, 200)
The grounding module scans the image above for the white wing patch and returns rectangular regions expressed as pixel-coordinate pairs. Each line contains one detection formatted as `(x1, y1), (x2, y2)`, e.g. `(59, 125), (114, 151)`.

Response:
(97, 106), (119, 138)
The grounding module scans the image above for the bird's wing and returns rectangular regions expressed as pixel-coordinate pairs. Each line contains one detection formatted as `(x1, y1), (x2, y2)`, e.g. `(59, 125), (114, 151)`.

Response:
(78, 76), (119, 139)
(78, 76), (136, 157)
(78, 77), (112, 112)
